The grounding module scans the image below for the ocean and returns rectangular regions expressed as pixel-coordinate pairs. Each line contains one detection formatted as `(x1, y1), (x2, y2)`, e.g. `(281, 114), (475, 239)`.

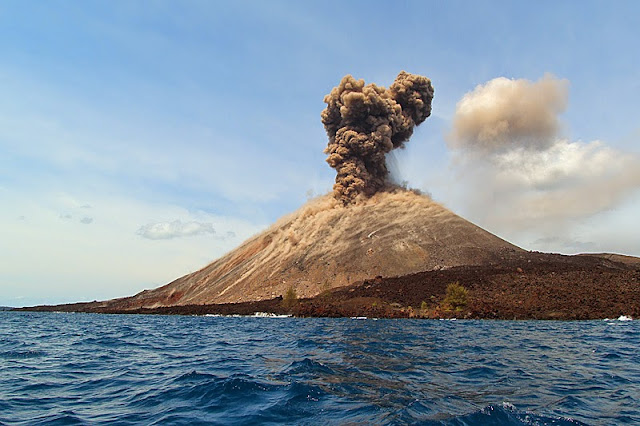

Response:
(0, 312), (638, 425)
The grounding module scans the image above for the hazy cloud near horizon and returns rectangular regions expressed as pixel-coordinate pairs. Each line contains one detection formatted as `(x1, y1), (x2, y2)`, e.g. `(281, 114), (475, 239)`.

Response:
(533, 236), (598, 254)
(447, 75), (640, 238)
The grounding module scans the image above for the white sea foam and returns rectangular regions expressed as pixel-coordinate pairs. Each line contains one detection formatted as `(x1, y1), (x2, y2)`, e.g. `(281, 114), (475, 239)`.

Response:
(252, 312), (292, 318)
(501, 401), (516, 411)
(604, 315), (634, 322)
(203, 313), (292, 318)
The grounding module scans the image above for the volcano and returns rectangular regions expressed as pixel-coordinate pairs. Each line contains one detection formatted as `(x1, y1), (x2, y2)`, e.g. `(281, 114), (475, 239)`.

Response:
(19, 71), (640, 319)
(90, 189), (524, 310)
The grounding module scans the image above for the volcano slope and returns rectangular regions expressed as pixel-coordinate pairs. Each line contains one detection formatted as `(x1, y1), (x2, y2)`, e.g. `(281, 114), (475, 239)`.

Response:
(80, 189), (526, 311)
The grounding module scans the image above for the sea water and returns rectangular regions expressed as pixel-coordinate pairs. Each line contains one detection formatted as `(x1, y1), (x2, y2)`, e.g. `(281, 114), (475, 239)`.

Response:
(0, 312), (638, 425)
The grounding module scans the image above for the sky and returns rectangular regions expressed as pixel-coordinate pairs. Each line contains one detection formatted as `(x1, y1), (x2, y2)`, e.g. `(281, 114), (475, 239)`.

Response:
(1, 0), (639, 307)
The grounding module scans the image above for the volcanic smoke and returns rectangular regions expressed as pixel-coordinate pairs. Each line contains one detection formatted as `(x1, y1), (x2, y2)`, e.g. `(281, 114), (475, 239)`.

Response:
(321, 71), (434, 204)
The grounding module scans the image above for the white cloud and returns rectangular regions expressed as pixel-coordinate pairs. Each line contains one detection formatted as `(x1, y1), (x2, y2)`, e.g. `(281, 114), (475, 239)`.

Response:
(488, 140), (640, 223)
(137, 220), (216, 240)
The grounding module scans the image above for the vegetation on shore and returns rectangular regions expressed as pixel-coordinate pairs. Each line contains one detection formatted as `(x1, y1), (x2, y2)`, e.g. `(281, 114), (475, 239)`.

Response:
(281, 287), (298, 312)
(443, 282), (469, 312)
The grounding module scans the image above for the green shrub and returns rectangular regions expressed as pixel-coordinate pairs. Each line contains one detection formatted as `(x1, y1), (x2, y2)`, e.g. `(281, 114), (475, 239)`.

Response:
(443, 282), (468, 311)
(420, 301), (428, 311)
(282, 286), (298, 311)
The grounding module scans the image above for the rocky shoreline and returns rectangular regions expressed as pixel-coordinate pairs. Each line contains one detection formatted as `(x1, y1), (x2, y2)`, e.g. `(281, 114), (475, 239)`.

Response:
(18, 252), (640, 320)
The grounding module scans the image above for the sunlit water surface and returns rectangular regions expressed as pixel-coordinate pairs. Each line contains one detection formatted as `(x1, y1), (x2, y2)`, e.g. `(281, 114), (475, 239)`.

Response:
(1, 312), (638, 425)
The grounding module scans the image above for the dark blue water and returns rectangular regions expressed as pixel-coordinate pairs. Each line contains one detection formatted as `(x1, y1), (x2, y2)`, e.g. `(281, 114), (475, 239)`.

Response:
(1, 312), (638, 425)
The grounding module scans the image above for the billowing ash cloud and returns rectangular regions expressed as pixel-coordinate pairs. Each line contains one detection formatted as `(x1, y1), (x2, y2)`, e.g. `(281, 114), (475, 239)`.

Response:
(448, 74), (568, 152)
(322, 71), (434, 204)
(137, 220), (216, 240)
(447, 75), (640, 240)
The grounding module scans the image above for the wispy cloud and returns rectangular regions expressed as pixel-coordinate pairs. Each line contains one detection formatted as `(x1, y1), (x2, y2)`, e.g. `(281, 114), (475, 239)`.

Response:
(137, 220), (216, 240)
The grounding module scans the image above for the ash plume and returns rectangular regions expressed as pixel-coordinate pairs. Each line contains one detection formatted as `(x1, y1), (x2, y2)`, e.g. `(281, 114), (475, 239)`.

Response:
(321, 71), (434, 204)
(446, 74), (640, 241)
(447, 74), (568, 153)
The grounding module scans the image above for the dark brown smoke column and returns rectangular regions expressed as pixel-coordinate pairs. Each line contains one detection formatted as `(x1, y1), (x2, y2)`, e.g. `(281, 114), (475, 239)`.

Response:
(321, 71), (434, 204)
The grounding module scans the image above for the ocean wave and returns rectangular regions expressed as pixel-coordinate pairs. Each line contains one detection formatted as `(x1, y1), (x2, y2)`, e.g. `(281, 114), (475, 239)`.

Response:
(0, 349), (47, 360)
(435, 403), (588, 425)
(1, 312), (638, 424)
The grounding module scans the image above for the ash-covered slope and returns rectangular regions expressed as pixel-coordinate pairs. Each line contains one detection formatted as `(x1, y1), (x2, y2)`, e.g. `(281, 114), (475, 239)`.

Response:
(102, 189), (523, 310)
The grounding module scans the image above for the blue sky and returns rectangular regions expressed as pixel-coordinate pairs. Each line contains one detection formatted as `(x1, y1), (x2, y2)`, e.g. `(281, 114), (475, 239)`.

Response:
(1, 1), (639, 306)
